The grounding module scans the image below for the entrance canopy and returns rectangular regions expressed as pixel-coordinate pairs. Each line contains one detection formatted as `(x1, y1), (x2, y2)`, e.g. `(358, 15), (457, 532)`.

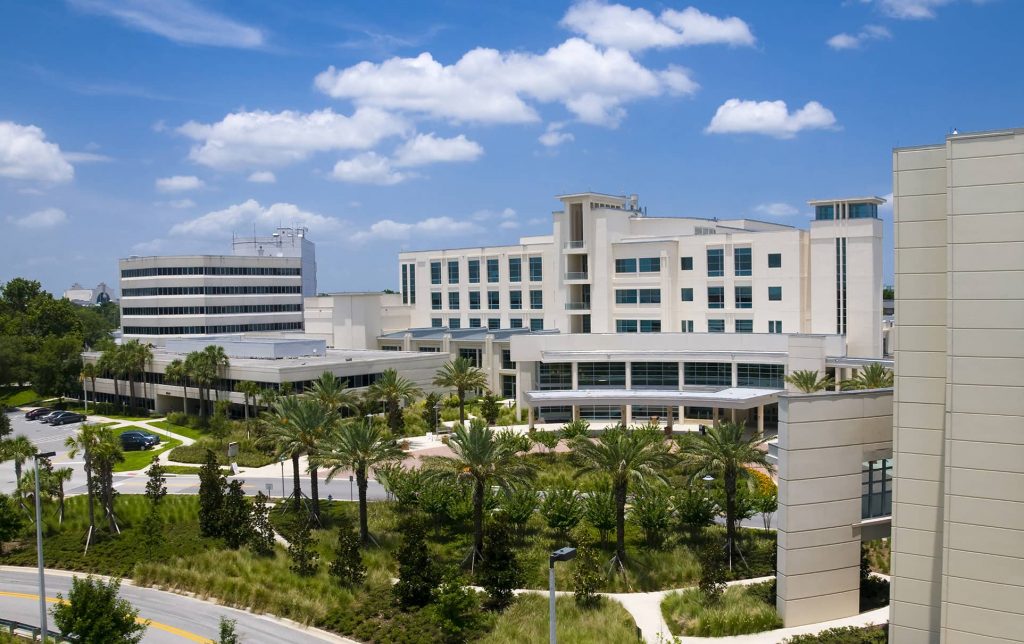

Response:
(525, 387), (781, 410)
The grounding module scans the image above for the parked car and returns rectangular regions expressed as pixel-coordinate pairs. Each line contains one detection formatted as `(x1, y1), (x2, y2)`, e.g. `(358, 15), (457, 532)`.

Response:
(50, 412), (85, 426)
(39, 411), (67, 424)
(25, 407), (52, 420)
(120, 430), (160, 451)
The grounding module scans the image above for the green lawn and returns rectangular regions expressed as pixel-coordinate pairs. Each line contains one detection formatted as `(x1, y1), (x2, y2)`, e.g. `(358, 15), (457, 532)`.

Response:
(0, 387), (41, 407)
(482, 595), (638, 644)
(162, 465), (230, 475)
(110, 426), (182, 472)
(148, 419), (205, 441)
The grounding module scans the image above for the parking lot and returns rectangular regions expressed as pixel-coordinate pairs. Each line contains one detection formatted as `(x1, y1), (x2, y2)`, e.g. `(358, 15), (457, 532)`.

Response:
(1, 410), (89, 495)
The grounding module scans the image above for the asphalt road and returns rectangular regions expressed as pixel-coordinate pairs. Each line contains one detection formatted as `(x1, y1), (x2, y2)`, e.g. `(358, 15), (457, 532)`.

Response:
(0, 567), (353, 643)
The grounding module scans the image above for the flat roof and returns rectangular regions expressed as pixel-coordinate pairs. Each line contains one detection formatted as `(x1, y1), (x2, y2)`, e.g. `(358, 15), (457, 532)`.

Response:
(806, 197), (887, 206)
(556, 192), (628, 201)
(826, 357), (895, 369)
(526, 387), (782, 410)
(379, 327), (559, 342)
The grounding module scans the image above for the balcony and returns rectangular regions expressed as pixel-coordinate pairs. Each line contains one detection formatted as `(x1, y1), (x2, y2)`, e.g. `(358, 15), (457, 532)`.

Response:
(563, 240), (586, 252)
(564, 271), (589, 281)
(565, 301), (591, 311)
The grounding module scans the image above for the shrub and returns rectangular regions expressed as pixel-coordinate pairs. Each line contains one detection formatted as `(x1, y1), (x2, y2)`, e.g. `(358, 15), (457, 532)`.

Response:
(630, 481), (674, 547)
(582, 480), (616, 546)
(661, 584), (783, 637)
(697, 544), (726, 605)
(572, 542), (603, 609)
(198, 450), (225, 538)
(745, 579), (777, 607)
(495, 429), (531, 454)
(560, 418), (590, 441)
(784, 626), (889, 643)
(221, 480), (252, 549)
(0, 493), (26, 550)
(499, 488), (538, 535)
(248, 492), (275, 556)
(495, 405), (519, 427)
(431, 574), (484, 643)
(541, 487), (583, 537)
(52, 575), (147, 643)
(421, 392), (442, 432)
(329, 513), (366, 587)
(478, 393), (501, 426)
(403, 406), (429, 436)
(478, 519), (524, 611)
(165, 411), (190, 427)
(531, 430), (560, 454)
(394, 513), (440, 608)
(287, 520), (319, 577)
(218, 617), (239, 644)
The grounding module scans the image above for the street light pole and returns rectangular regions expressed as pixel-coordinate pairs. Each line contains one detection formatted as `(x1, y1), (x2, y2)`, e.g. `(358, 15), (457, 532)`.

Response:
(34, 451), (56, 642)
(548, 547), (576, 644)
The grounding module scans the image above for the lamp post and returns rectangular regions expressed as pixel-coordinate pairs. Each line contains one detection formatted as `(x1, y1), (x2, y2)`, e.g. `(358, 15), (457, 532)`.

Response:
(349, 475), (354, 502)
(34, 451), (56, 642)
(548, 547), (576, 644)
(279, 456), (286, 500)
(434, 402), (442, 433)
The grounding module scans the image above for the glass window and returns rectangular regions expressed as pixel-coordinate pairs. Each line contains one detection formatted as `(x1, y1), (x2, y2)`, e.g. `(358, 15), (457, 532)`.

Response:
(639, 289), (661, 304)
(510, 318), (523, 329)
(467, 259), (480, 283)
(469, 318), (481, 328)
(849, 203), (878, 219)
(735, 286), (752, 309)
(734, 247), (752, 276)
(488, 291), (500, 310)
(768, 253), (782, 268)
(815, 205), (835, 220)
(615, 289), (638, 304)
(509, 257), (522, 282)
(639, 319), (661, 333)
(530, 318), (543, 331)
(530, 290), (543, 309)
(681, 320), (694, 332)
(614, 258), (637, 273)
(510, 290), (522, 310)
(430, 261), (441, 285)
(447, 260), (459, 284)
(501, 349), (515, 370)
(707, 249), (724, 277)
(459, 348), (481, 367)
(616, 319), (638, 333)
(681, 256), (693, 271)
(449, 318), (461, 329)
(737, 363), (784, 388)
(862, 459), (893, 519)
(488, 318), (500, 330)
(579, 405), (622, 420)
(708, 319), (725, 333)
(431, 292), (442, 310)
(769, 320), (782, 334)
(501, 374), (516, 398)
(448, 292), (460, 310)
(708, 286), (725, 309)
(735, 319), (753, 333)
(684, 362), (731, 386)
(487, 258), (499, 283)
(401, 264), (409, 304)
(631, 362), (679, 388)
(469, 291), (481, 310)
(681, 288), (693, 302)
(408, 265), (416, 304)
(529, 256), (543, 281)
(578, 362), (626, 388)
(431, 318), (443, 328)
(768, 286), (782, 301)
(638, 257), (661, 273)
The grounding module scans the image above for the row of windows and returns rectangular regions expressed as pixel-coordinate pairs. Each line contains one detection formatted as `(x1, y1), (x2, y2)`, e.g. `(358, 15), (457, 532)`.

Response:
(430, 256), (541, 285)
(123, 304), (301, 316)
(537, 361), (783, 389)
(401, 264), (417, 305)
(123, 321), (303, 335)
(614, 257), (661, 274)
(430, 317), (544, 331)
(615, 319), (662, 333)
(698, 249), (782, 277)
(431, 290), (541, 310)
(680, 319), (781, 334)
(615, 288), (661, 304)
(121, 266), (301, 277)
(816, 202), (878, 221)
(693, 286), (782, 308)
(123, 285), (301, 296)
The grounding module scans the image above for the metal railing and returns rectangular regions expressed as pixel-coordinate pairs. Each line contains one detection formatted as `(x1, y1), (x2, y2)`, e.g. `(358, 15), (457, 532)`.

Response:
(563, 240), (585, 249)
(564, 302), (591, 310)
(0, 617), (75, 642)
(564, 271), (588, 280)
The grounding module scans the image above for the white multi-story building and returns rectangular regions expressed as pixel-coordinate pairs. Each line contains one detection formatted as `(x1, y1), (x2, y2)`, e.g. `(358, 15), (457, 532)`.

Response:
(397, 192), (883, 358)
(120, 228), (316, 341)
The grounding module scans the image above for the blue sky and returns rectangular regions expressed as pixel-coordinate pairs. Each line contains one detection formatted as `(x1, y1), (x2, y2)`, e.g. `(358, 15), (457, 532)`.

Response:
(2, 0), (1021, 295)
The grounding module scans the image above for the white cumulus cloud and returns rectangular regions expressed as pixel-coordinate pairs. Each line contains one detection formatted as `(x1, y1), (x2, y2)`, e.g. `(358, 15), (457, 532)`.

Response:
(169, 199), (341, 236)
(754, 202), (800, 217)
(0, 121), (74, 182)
(7, 207), (68, 229)
(155, 175), (204, 192)
(331, 153), (406, 185)
(178, 107), (409, 170)
(705, 99), (837, 139)
(539, 122), (574, 147)
(68, 0), (265, 48)
(561, 1), (755, 51)
(247, 170), (276, 183)
(392, 133), (483, 167)
(827, 24), (891, 49)
(351, 216), (482, 243)
(315, 37), (698, 128)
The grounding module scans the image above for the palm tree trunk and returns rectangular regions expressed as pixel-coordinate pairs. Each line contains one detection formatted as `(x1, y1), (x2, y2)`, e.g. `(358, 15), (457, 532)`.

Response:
(725, 469), (737, 568)
(113, 377), (120, 410)
(473, 478), (485, 559)
(291, 453), (301, 511)
(615, 480), (627, 565)
(84, 456), (95, 533)
(90, 377), (96, 412)
(182, 384), (188, 414)
(128, 374), (136, 412)
(14, 460), (22, 484)
(357, 467), (369, 544)
(310, 465), (320, 523)
(243, 395), (249, 421)
(103, 467), (117, 532)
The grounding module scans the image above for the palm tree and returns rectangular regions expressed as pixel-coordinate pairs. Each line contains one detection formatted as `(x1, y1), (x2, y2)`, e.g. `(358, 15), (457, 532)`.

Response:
(784, 369), (834, 393)
(368, 369), (423, 435)
(90, 428), (124, 533)
(422, 419), (535, 564)
(433, 357), (488, 425)
(265, 395), (333, 521)
(97, 346), (122, 410)
(120, 339), (150, 411)
(235, 380), (262, 421)
(310, 419), (404, 543)
(677, 422), (775, 569)
(308, 372), (357, 416)
(0, 435), (38, 486)
(65, 423), (103, 542)
(164, 359), (189, 414)
(572, 425), (674, 567)
(203, 345), (230, 402)
(49, 466), (73, 524)
(841, 363), (894, 390)
(80, 362), (98, 411)
(185, 351), (214, 419)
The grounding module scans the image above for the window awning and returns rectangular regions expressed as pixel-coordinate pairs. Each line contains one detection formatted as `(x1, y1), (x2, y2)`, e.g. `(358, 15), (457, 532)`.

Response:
(525, 387), (781, 410)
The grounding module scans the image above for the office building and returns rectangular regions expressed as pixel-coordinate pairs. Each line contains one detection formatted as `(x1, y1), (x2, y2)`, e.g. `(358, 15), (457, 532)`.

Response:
(63, 282), (116, 306)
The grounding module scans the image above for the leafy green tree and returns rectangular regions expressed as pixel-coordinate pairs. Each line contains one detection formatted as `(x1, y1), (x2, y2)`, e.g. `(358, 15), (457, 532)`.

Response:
(630, 481), (674, 547)
(583, 479), (617, 546)
(422, 419), (536, 563)
(422, 391), (442, 432)
(430, 574), (483, 643)
(368, 368), (423, 435)
(433, 357), (488, 425)
(310, 417), (403, 543)
(393, 513), (440, 608)
(676, 489), (718, 541)
(478, 518), (524, 610)
(841, 363), (894, 390)
(784, 370), (834, 393)
(248, 491), (275, 556)
(678, 422), (774, 568)
(541, 486), (584, 537)
(52, 576), (147, 644)
(754, 488), (778, 534)
(697, 544), (727, 606)
(0, 493), (25, 552)
(572, 541), (603, 609)
(0, 434), (36, 484)
(221, 480), (252, 549)
(145, 457), (167, 506)
(287, 520), (319, 576)
(329, 513), (366, 587)
(198, 450), (226, 537)
(0, 414), (10, 439)
(573, 426), (674, 566)
(478, 392), (501, 426)
(500, 487), (538, 536)
(1, 278), (43, 313)
(218, 617), (239, 644)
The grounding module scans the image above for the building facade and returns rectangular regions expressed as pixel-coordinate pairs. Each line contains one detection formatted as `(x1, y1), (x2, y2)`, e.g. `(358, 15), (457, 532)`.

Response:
(232, 226), (317, 297)
(396, 193), (884, 358)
